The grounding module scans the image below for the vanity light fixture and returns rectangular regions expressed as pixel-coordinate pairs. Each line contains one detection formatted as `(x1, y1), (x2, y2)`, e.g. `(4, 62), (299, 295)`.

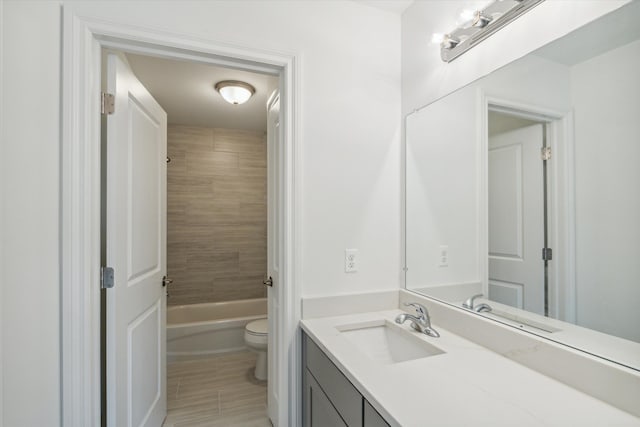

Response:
(437, 0), (544, 63)
(472, 11), (492, 28)
(442, 34), (461, 50)
(214, 80), (255, 105)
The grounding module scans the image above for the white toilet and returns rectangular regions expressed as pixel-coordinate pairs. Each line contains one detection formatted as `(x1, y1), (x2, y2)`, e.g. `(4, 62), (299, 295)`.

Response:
(244, 318), (268, 381)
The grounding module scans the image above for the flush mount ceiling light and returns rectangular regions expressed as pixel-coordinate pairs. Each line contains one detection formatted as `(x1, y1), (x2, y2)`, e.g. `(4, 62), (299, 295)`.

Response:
(435, 0), (544, 63)
(214, 80), (256, 105)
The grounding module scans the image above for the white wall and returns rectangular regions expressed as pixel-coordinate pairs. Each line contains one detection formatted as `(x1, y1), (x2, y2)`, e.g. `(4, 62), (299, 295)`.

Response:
(1, 1), (400, 423)
(1, 1), (61, 426)
(572, 40), (640, 342)
(402, 0), (629, 114)
(64, 0), (402, 297)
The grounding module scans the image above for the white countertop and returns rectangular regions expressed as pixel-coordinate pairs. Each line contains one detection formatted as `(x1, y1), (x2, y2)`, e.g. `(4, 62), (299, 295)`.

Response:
(301, 309), (640, 427)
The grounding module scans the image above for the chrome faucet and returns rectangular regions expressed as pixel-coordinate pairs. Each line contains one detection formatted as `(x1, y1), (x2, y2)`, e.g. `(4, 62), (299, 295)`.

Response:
(395, 302), (440, 338)
(462, 294), (492, 313)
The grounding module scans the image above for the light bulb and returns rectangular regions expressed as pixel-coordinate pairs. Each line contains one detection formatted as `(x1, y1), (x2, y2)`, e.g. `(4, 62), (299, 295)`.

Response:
(459, 9), (476, 22)
(431, 33), (445, 44)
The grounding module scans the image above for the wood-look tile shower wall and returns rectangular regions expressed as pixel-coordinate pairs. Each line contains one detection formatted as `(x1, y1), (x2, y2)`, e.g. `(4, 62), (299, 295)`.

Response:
(167, 125), (267, 306)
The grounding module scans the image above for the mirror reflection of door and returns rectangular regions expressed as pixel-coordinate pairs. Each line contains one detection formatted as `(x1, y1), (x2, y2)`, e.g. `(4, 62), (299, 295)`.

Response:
(488, 113), (548, 316)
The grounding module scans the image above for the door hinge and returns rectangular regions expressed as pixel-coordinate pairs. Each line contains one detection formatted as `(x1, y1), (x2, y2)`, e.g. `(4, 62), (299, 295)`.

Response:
(542, 248), (553, 261)
(101, 266), (115, 289)
(541, 146), (551, 161)
(101, 92), (115, 115)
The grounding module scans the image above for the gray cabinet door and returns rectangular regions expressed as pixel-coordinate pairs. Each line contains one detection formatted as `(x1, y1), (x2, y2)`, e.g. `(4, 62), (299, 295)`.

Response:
(364, 400), (390, 427)
(305, 369), (347, 427)
(303, 332), (392, 427)
(305, 335), (363, 426)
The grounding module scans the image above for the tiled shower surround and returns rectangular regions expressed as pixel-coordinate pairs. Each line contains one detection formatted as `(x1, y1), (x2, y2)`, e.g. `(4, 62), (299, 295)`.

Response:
(167, 125), (267, 306)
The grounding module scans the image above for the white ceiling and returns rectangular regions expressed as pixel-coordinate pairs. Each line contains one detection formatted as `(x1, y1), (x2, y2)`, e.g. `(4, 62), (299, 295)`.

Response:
(353, 0), (413, 15)
(125, 53), (279, 132)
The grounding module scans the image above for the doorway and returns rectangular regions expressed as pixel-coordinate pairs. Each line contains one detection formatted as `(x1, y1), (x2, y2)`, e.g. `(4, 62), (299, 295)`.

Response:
(482, 99), (571, 322)
(62, 16), (300, 427)
(487, 110), (549, 315)
(101, 50), (280, 426)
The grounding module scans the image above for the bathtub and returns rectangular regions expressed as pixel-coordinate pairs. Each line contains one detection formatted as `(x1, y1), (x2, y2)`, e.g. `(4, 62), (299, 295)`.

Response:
(167, 298), (267, 361)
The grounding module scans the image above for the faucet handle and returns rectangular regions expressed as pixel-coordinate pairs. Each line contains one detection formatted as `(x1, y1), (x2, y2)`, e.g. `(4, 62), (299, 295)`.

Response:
(462, 294), (484, 309)
(404, 302), (427, 318)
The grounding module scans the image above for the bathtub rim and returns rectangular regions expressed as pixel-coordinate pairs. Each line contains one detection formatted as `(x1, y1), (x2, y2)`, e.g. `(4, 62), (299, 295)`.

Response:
(167, 297), (268, 312)
(167, 314), (267, 330)
(167, 297), (268, 329)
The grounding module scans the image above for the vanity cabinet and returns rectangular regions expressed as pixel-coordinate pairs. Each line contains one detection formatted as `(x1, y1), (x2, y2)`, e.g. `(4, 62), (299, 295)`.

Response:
(303, 333), (390, 427)
(364, 401), (389, 427)
(305, 369), (347, 427)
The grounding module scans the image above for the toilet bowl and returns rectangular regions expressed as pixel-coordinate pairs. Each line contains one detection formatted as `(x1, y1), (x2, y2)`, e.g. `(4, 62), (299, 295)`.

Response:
(244, 318), (268, 381)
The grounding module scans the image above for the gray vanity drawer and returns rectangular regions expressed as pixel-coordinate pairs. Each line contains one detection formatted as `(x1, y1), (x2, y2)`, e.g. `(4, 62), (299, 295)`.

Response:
(364, 400), (390, 427)
(304, 335), (363, 426)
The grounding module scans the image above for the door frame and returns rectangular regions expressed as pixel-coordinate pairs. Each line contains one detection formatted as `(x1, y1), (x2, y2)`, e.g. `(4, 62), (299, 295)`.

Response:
(266, 89), (282, 425)
(61, 10), (302, 426)
(479, 92), (575, 322)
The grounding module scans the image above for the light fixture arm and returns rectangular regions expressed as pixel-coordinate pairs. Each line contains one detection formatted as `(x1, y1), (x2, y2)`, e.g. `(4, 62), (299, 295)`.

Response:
(440, 0), (544, 63)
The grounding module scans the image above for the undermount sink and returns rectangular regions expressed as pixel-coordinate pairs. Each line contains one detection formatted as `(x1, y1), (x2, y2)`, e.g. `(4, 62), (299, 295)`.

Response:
(336, 319), (445, 364)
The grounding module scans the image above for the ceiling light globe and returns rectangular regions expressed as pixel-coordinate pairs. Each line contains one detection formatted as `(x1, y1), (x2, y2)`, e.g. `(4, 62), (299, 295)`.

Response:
(214, 81), (255, 105)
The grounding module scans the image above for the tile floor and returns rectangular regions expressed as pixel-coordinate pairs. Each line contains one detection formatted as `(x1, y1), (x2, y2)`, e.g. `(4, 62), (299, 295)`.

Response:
(163, 350), (271, 427)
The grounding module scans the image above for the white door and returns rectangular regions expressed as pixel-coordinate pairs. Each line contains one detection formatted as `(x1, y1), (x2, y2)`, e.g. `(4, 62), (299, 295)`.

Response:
(488, 124), (545, 314)
(266, 91), (282, 425)
(106, 53), (168, 427)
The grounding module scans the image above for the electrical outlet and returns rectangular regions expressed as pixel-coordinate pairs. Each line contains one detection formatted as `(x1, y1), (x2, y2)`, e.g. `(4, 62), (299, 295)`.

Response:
(345, 249), (358, 273)
(438, 245), (448, 267)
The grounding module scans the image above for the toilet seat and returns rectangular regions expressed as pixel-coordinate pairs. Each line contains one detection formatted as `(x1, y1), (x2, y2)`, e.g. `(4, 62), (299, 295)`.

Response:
(245, 318), (268, 336)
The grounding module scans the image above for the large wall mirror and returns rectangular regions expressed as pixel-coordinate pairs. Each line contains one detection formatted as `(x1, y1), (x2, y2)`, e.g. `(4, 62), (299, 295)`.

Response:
(405, 1), (639, 371)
